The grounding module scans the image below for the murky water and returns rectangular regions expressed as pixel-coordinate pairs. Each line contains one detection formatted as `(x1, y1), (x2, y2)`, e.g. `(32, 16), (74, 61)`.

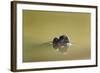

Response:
(23, 10), (91, 62)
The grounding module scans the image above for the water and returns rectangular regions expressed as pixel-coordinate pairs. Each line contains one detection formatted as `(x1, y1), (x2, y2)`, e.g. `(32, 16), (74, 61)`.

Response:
(23, 10), (91, 62)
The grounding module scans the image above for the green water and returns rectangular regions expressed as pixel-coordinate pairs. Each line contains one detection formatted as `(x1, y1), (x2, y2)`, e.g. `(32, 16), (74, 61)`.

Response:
(23, 10), (91, 62)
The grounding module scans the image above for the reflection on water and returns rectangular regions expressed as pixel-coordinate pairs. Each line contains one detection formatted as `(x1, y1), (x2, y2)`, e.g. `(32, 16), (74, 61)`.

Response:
(23, 41), (91, 62)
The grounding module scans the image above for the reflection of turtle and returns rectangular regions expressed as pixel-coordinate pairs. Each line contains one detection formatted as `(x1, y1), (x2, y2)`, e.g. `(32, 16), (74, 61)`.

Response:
(53, 35), (72, 53)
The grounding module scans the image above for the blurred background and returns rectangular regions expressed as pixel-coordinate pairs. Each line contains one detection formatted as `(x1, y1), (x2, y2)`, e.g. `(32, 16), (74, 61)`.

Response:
(23, 10), (91, 62)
